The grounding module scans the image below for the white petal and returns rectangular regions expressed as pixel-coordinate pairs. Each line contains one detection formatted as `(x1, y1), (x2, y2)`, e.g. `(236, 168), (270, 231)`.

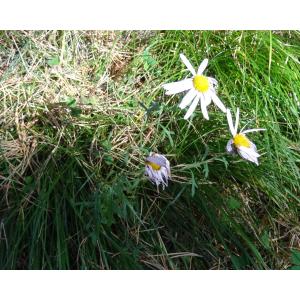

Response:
(197, 58), (208, 75)
(149, 167), (157, 180)
(234, 108), (240, 134)
(226, 139), (236, 154)
(178, 89), (197, 109)
(242, 128), (266, 134)
(156, 154), (170, 171)
(209, 86), (217, 95)
(208, 77), (218, 87)
(240, 145), (260, 157)
(159, 170), (168, 188)
(146, 166), (156, 184)
(163, 79), (193, 95)
(161, 168), (169, 185)
(211, 92), (226, 113)
(156, 170), (163, 182)
(165, 160), (171, 177)
(226, 109), (236, 136)
(249, 141), (257, 152)
(200, 93), (209, 120)
(203, 91), (212, 106)
(237, 146), (260, 165)
(145, 165), (150, 176)
(146, 155), (166, 168)
(180, 53), (196, 75)
(184, 94), (200, 120)
(155, 153), (168, 162)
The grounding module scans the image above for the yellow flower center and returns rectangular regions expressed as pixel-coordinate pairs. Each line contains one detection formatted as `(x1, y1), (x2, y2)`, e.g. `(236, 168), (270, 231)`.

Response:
(233, 133), (251, 148)
(193, 75), (209, 92)
(146, 162), (161, 171)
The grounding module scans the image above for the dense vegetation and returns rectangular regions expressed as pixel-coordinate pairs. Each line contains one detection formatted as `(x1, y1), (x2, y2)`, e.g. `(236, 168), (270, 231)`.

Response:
(0, 31), (299, 269)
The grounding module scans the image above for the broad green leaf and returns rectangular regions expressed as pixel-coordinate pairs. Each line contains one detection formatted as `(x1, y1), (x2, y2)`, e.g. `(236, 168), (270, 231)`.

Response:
(65, 97), (77, 108)
(142, 48), (157, 70)
(289, 266), (300, 270)
(47, 56), (60, 66)
(227, 197), (241, 210)
(291, 249), (300, 265)
(81, 97), (97, 106)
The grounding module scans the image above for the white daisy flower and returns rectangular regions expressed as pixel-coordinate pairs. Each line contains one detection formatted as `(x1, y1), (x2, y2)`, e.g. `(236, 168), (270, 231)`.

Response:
(226, 108), (266, 166)
(145, 153), (171, 190)
(162, 53), (226, 120)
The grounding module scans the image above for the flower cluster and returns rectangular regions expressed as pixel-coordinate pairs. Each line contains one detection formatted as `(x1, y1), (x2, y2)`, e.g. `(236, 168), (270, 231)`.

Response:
(145, 53), (266, 189)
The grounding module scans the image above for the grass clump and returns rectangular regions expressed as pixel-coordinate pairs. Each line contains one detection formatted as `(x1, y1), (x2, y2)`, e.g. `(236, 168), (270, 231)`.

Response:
(0, 30), (299, 269)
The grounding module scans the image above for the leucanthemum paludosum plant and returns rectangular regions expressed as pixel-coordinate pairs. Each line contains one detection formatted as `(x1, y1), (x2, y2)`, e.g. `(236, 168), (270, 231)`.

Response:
(226, 108), (266, 166)
(145, 153), (171, 190)
(162, 53), (226, 120)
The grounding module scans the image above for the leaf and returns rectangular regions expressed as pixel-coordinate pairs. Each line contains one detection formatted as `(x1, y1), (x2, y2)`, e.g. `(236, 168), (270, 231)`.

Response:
(146, 101), (160, 115)
(24, 176), (33, 185)
(47, 56), (60, 66)
(23, 176), (35, 193)
(81, 97), (97, 106)
(90, 232), (98, 246)
(261, 230), (270, 249)
(289, 266), (300, 270)
(142, 48), (157, 70)
(159, 124), (174, 147)
(214, 157), (229, 169)
(202, 163), (209, 178)
(291, 249), (300, 265)
(231, 254), (248, 269)
(62, 97), (82, 116)
(70, 107), (82, 117)
(102, 140), (112, 151)
(65, 97), (77, 108)
(104, 155), (113, 165)
(182, 161), (206, 170)
(227, 197), (241, 210)
(190, 171), (197, 197)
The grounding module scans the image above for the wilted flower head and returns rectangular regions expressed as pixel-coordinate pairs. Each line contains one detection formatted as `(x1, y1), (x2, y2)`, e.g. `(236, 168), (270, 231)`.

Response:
(162, 53), (226, 120)
(145, 153), (171, 189)
(226, 108), (266, 166)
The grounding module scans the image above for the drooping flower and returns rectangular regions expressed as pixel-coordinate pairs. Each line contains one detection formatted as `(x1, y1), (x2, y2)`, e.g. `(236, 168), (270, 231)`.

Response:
(145, 153), (171, 189)
(226, 108), (266, 165)
(162, 53), (226, 120)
